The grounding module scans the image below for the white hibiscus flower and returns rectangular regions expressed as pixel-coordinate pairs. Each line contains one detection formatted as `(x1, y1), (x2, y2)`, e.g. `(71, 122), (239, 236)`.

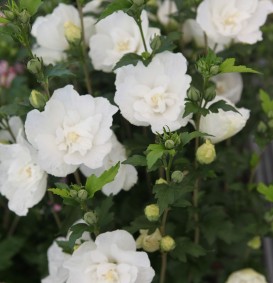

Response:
(89, 10), (160, 72)
(0, 131), (47, 216)
(199, 97), (250, 144)
(211, 73), (243, 104)
(196, 0), (273, 46)
(25, 85), (118, 177)
(31, 3), (95, 65)
(114, 51), (191, 133)
(80, 134), (138, 196)
(63, 230), (155, 283)
(226, 268), (268, 283)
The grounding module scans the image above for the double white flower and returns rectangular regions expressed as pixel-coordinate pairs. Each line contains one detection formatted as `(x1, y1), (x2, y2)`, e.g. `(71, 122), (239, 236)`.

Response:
(226, 268), (268, 283)
(25, 85), (118, 177)
(115, 51), (191, 134)
(196, 0), (273, 46)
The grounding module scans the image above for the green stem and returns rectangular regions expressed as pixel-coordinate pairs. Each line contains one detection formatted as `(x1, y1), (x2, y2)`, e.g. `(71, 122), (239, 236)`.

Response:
(76, 0), (92, 95)
(136, 18), (148, 53)
(7, 215), (20, 236)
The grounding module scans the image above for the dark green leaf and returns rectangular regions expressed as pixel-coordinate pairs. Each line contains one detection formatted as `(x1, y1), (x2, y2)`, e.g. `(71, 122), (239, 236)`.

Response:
(98, 0), (131, 22)
(220, 58), (260, 74)
(113, 53), (144, 71)
(45, 64), (75, 79)
(68, 223), (90, 248)
(183, 101), (199, 118)
(122, 154), (147, 166)
(208, 99), (240, 115)
(146, 144), (165, 169)
(95, 197), (114, 230)
(85, 163), (120, 198)
(180, 131), (210, 147)
(20, 0), (43, 15)
(126, 215), (158, 234)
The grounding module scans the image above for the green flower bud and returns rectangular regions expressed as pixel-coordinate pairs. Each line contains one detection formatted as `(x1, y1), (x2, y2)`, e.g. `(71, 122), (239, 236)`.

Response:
(204, 85), (216, 102)
(84, 211), (98, 225)
(18, 10), (30, 24)
(155, 178), (167, 185)
(150, 36), (161, 51)
(165, 139), (175, 149)
(196, 139), (216, 165)
(196, 59), (207, 74)
(187, 86), (201, 102)
(257, 121), (267, 133)
(160, 235), (176, 252)
(171, 170), (184, 183)
(141, 51), (151, 60)
(27, 58), (42, 75)
(4, 10), (14, 21)
(144, 204), (160, 222)
(70, 189), (78, 198)
(77, 189), (88, 201)
(29, 90), (47, 109)
(247, 236), (261, 250)
(64, 21), (81, 43)
(136, 229), (162, 252)
(209, 65), (220, 76)
(133, 0), (145, 5)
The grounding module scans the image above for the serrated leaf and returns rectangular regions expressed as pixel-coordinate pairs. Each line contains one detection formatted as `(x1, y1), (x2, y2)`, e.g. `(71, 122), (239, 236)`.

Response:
(98, 0), (131, 22)
(45, 64), (75, 79)
(208, 99), (240, 115)
(122, 155), (147, 166)
(146, 144), (165, 169)
(20, 0), (43, 15)
(55, 182), (70, 190)
(113, 53), (143, 71)
(183, 101), (199, 118)
(56, 240), (73, 254)
(48, 188), (70, 198)
(152, 33), (179, 55)
(257, 183), (273, 202)
(180, 131), (210, 147)
(259, 89), (273, 114)
(220, 58), (260, 74)
(68, 223), (90, 249)
(85, 163), (120, 197)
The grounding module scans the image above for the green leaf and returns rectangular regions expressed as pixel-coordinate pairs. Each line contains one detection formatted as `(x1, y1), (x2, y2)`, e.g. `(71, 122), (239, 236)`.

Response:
(95, 197), (114, 231)
(48, 188), (70, 198)
(152, 33), (180, 55)
(146, 144), (165, 169)
(85, 163), (120, 197)
(259, 89), (273, 114)
(113, 53), (144, 71)
(20, 0), (43, 15)
(122, 154), (147, 166)
(68, 223), (90, 249)
(126, 215), (158, 234)
(180, 131), (209, 147)
(219, 58), (260, 74)
(45, 64), (75, 79)
(257, 183), (273, 202)
(0, 17), (9, 24)
(183, 101), (199, 118)
(208, 99), (240, 115)
(98, 0), (131, 21)
(0, 237), (25, 270)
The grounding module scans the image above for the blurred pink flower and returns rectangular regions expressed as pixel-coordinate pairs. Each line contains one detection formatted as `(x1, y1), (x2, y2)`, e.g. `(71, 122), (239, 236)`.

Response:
(0, 60), (23, 88)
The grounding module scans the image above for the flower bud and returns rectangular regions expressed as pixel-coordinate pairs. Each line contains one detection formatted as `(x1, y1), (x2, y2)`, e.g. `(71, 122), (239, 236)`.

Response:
(18, 10), (30, 24)
(187, 86), (201, 102)
(29, 90), (47, 109)
(84, 211), (98, 225)
(77, 189), (88, 201)
(150, 36), (161, 51)
(209, 65), (220, 76)
(196, 139), (216, 165)
(160, 235), (176, 252)
(204, 85), (216, 102)
(144, 204), (160, 222)
(155, 178), (167, 185)
(226, 268), (267, 283)
(171, 170), (184, 183)
(27, 58), (42, 75)
(136, 229), (162, 252)
(64, 21), (81, 43)
(247, 236), (261, 250)
(4, 10), (14, 21)
(69, 189), (78, 198)
(257, 121), (267, 133)
(164, 139), (175, 149)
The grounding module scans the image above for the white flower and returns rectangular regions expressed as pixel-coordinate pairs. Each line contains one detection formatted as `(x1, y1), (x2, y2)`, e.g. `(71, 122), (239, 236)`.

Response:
(226, 268), (268, 283)
(0, 116), (23, 143)
(31, 3), (95, 65)
(41, 238), (70, 283)
(114, 51), (192, 133)
(196, 0), (273, 46)
(63, 230), (155, 283)
(182, 19), (224, 52)
(0, 131), (47, 216)
(157, 0), (177, 26)
(211, 73), (243, 104)
(80, 134), (138, 196)
(25, 85), (118, 177)
(89, 10), (159, 72)
(83, 0), (106, 14)
(199, 97), (250, 144)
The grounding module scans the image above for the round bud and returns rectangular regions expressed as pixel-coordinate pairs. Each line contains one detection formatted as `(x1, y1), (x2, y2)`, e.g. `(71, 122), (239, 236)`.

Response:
(4, 10), (14, 21)
(209, 65), (220, 76)
(77, 189), (88, 201)
(84, 211), (98, 225)
(64, 21), (81, 43)
(257, 121), (267, 133)
(247, 236), (261, 250)
(150, 36), (161, 51)
(165, 139), (175, 149)
(18, 10), (30, 24)
(69, 190), (78, 198)
(187, 86), (201, 102)
(171, 170), (184, 183)
(196, 139), (216, 165)
(29, 90), (47, 109)
(204, 85), (216, 102)
(155, 178), (168, 185)
(27, 58), (42, 75)
(160, 235), (176, 252)
(144, 204), (160, 222)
